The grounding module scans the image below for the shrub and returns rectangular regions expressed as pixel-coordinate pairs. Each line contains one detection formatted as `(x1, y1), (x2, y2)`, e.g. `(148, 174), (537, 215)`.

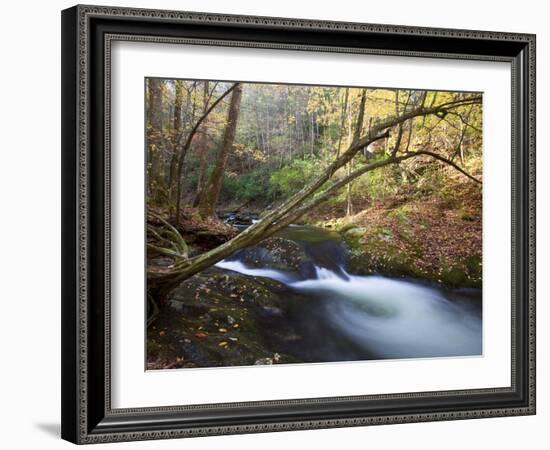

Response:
(220, 169), (273, 203)
(269, 157), (323, 199)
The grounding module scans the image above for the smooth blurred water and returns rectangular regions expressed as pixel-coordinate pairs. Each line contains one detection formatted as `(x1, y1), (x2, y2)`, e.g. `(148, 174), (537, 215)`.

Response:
(294, 268), (481, 358)
(215, 259), (297, 284)
(214, 225), (482, 360)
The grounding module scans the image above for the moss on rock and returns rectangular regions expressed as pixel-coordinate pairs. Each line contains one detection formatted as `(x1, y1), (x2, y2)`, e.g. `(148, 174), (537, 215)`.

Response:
(339, 200), (482, 288)
(147, 267), (300, 369)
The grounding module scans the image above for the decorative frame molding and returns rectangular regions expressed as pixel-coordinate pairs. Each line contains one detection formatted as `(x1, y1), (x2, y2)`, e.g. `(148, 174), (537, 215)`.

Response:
(61, 4), (536, 444)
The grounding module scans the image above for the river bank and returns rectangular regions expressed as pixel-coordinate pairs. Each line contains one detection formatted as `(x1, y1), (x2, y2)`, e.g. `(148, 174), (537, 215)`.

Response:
(147, 216), (482, 370)
(216, 195), (482, 288)
(330, 198), (482, 288)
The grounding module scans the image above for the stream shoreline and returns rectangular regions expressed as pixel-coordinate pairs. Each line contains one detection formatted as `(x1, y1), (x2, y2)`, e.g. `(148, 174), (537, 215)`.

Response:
(147, 218), (482, 370)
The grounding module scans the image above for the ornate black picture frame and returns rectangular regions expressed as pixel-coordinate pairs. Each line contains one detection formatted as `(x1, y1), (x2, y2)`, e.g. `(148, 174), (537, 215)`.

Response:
(61, 4), (536, 444)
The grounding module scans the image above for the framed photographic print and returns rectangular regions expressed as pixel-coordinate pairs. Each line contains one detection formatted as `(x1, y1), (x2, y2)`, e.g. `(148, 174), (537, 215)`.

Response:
(61, 4), (536, 444)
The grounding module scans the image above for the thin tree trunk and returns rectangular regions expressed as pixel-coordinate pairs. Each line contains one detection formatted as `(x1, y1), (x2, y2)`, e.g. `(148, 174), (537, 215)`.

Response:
(193, 81), (210, 206)
(346, 163), (353, 216)
(346, 94), (353, 216)
(336, 89), (349, 159)
(346, 89), (366, 216)
(147, 78), (163, 196)
(310, 112), (315, 156)
(451, 105), (474, 164)
(167, 80), (184, 197)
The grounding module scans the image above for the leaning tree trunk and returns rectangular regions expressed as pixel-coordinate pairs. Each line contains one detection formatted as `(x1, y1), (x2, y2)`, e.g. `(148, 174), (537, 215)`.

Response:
(148, 95), (482, 288)
(197, 83), (243, 219)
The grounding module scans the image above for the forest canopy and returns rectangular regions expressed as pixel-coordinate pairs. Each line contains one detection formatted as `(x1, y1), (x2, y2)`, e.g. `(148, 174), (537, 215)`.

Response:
(146, 80), (481, 209)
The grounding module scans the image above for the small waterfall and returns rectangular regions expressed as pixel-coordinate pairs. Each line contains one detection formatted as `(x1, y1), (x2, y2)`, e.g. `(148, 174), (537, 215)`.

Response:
(311, 266), (346, 280)
(214, 259), (296, 284)
(214, 225), (482, 360)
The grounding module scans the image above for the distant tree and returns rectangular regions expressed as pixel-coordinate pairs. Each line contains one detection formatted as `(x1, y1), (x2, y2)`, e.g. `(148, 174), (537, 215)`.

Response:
(193, 81), (211, 204)
(146, 78), (164, 196)
(166, 79), (185, 198)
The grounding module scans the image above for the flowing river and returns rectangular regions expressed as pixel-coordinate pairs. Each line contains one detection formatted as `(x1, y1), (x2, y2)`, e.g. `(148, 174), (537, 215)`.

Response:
(215, 224), (482, 362)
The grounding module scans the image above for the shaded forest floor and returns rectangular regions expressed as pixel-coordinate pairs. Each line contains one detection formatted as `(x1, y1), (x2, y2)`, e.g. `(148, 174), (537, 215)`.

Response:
(323, 198), (482, 287)
(302, 177), (482, 287)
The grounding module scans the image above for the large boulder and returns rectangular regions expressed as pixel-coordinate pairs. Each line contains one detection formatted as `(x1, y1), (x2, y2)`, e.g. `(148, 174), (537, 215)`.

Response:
(228, 237), (314, 274)
(147, 267), (301, 369)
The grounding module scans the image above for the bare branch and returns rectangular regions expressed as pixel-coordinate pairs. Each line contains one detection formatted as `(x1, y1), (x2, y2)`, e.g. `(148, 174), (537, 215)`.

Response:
(413, 150), (481, 184)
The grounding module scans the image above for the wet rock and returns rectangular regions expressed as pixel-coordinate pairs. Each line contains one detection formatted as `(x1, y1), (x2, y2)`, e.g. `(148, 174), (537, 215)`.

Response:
(148, 266), (297, 369)
(301, 239), (348, 275)
(221, 211), (259, 226)
(260, 306), (284, 317)
(299, 262), (317, 280)
(168, 299), (210, 316)
(343, 226), (367, 239)
(228, 237), (311, 273)
(254, 353), (281, 365)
